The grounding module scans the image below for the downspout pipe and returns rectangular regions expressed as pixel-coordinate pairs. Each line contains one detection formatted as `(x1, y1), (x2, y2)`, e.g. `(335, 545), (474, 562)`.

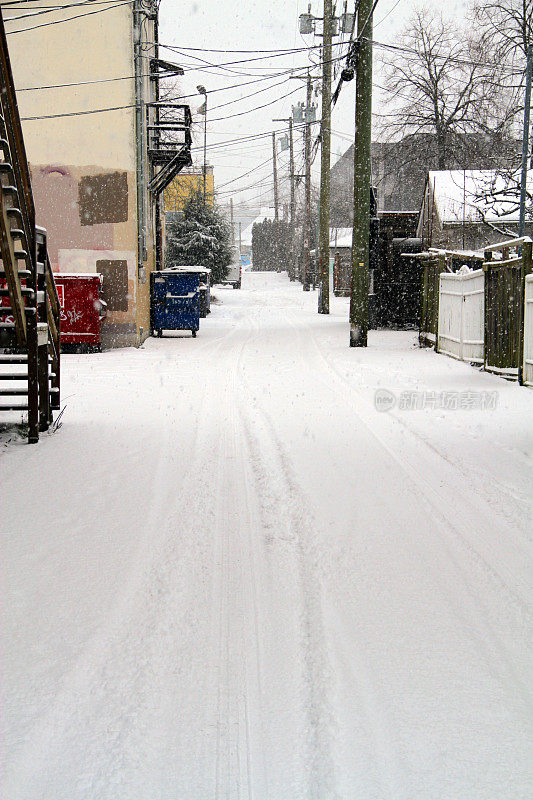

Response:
(154, 4), (162, 271)
(134, 0), (146, 270)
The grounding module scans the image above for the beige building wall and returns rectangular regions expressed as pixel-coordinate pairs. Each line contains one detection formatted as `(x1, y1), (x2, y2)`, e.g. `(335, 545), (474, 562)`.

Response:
(4, 1), (156, 347)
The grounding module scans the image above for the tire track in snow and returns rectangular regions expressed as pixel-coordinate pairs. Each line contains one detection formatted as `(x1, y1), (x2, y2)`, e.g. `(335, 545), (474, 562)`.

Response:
(304, 313), (532, 619)
(234, 313), (340, 800)
(297, 313), (533, 726)
(2, 323), (258, 800)
(241, 299), (533, 795)
(211, 306), (268, 800)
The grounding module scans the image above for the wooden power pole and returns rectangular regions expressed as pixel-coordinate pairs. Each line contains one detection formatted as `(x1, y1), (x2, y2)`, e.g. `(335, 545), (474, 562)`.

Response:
(230, 197), (235, 246)
(272, 131), (279, 221)
(289, 117), (296, 280)
(318, 0), (333, 314)
(303, 72), (312, 291)
(349, 0), (373, 346)
(273, 115), (297, 279)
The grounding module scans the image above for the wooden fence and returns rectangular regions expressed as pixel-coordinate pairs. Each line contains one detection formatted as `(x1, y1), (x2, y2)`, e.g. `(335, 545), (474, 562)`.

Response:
(522, 273), (533, 387)
(483, 238), (533, 381)
(419, 252), (443, 347)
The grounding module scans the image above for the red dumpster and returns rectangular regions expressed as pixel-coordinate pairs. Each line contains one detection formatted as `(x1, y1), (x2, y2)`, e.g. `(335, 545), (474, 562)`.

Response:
(0, 277), (29, 327)
(54, 273), (107, 349)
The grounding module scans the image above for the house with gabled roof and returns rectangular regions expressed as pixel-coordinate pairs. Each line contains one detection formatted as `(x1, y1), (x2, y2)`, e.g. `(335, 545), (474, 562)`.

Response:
(417, 170), (533, 251)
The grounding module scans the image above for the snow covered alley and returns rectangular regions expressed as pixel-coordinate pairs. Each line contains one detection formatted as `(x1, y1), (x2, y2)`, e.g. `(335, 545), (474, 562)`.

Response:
(2, 271), (532, 800)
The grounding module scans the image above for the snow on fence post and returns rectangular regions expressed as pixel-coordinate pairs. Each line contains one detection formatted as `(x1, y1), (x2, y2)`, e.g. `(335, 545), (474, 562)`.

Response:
(438, 269), (484, 363)
(419, 251), (443, 348)
(462, 270), (485, 363)
(438, 272), (463, 360)
(484, 237), (532, 380)
(520, 240), (533, 386)
(523, 274), (533, 386)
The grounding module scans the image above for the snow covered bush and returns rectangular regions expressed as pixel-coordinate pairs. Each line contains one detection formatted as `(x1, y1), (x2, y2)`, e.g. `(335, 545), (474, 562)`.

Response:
(165, 191), (232, 283)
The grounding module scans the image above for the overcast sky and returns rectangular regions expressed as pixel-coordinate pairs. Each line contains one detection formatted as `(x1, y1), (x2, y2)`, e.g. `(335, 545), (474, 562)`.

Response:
(159, 0), (469, 217)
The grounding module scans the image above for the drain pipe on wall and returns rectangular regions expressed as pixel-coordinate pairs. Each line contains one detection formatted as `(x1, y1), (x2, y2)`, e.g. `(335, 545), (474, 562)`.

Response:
(134, 0), (146, 282)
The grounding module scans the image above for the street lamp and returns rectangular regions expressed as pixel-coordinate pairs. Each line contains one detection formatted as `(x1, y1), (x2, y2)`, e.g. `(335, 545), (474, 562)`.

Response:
(197, 84), (207, 204)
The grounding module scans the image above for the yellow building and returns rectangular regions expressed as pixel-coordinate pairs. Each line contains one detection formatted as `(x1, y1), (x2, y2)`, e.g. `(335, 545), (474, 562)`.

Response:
(165, 167), (215, 213)
(4, 1), (191, 347)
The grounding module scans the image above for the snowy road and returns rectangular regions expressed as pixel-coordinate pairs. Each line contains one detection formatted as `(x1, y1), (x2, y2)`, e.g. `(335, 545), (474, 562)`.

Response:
(2, 271), (533, 799)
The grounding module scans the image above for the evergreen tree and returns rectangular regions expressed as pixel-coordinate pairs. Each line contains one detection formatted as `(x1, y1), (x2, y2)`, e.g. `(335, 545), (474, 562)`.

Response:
(251, 219), (291, 272)
(165, 191), (232, 284)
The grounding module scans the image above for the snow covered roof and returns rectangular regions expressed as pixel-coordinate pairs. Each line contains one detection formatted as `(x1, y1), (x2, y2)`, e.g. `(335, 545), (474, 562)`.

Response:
(427, 170), (533, 224)
(240, 207), (277, 246)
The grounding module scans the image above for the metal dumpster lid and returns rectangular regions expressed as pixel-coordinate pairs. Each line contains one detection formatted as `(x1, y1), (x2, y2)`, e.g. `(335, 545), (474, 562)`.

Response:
(54, 272), (103, 282)
(164, 265), (211, 274)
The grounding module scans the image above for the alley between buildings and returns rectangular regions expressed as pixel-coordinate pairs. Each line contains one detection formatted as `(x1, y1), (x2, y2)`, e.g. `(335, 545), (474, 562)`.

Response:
(2, 271), (532, 799)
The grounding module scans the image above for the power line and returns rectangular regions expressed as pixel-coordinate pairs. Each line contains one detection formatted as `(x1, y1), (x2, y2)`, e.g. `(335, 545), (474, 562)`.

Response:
(0, 0), (125, 4)
(368, 36), (525, 73)
(16, 70), (172, 91)
(206, 75), (293, 113)
(5, 0), (134, 34)
(358, 0), (381, 41)
(190, 122), (315, 154)
(216, 156), (274, 191)
(217, 151), (302, 196)
(4, 0), (110, 21)
(373, 0), (403, 30)
(162, 43), (324, 54)
(159, 42), (349, 77)
(206, 86), (302, 124)
(21, 103), (135, 120)
(14, 66), (294, 95)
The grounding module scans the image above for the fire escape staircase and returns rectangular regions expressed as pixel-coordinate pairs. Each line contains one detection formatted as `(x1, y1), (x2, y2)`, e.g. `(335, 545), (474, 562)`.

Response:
(147, 59), (192, 196)
(0, 10), (61, 443)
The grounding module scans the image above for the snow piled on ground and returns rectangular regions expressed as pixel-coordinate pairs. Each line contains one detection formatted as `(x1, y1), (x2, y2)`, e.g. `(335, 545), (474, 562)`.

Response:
(2, 271), (532, 799)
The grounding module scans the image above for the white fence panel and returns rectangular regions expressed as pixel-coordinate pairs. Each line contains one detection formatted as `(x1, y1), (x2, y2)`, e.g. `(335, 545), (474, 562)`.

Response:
(438, 273), (463, 359)
(523, 274), (533, 387)
(461, 270), (485, 363)
(438, 269), (484, 363)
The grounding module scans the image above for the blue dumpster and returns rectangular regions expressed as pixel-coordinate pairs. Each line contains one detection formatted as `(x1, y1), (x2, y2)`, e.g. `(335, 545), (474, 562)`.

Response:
(167, 266), (211, 317)
(150, 269), (200, 337)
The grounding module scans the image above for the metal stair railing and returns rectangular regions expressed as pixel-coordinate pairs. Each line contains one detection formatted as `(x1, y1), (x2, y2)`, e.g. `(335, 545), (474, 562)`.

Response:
(0, 9), (60, 442)
(45, 255), (61, 409)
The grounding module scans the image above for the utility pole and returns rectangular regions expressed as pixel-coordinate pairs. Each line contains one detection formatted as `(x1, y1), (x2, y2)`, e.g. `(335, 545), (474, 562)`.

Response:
(289, 117), (296, 280)
(197, 85), (208, 204)
(519, 45), (533, 238)
(303, 72), (313, 291)
(272, 131), (279, 221)
(273, 116), (297, 279)
(230, 197), (235, 246)
(318, 0), (333, 314)
(289, 71), (317, 289)
(349, 0), (373, 346)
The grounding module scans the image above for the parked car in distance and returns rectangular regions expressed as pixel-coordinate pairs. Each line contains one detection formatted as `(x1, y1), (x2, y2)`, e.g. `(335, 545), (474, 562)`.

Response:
(220, 258), (241, 289)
